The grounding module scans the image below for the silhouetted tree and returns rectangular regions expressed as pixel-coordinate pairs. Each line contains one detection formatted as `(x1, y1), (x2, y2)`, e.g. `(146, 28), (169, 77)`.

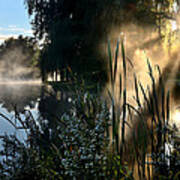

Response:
(24, 0), (114, 83)
(24, 0), (179, 83)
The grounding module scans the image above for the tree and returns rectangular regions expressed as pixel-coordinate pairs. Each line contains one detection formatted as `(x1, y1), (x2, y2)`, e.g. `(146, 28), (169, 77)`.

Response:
(24, 0), (179, 83)
(24, 0), (113, 82)
(0, 36), (40, 80)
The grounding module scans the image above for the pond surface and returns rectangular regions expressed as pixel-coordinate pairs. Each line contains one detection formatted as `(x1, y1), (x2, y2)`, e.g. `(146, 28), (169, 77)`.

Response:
(0, 82), (73, 144)
(0, 83), (40, 146)
(0, 80), (180, 142)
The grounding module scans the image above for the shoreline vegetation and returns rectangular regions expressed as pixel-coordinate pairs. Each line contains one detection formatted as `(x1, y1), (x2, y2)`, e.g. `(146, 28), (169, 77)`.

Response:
(0, 41), (180, 179)
(1, 1), (180, 179)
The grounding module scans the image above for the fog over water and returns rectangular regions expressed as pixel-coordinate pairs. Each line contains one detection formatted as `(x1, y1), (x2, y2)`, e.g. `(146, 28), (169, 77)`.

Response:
(0, 37), (42, 139)
(0, 82), (41, 136)
(0, 81), (74, 148)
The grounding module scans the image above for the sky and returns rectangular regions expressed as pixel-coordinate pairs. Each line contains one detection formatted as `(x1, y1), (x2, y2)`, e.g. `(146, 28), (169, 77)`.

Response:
(0, 0), (33, 44)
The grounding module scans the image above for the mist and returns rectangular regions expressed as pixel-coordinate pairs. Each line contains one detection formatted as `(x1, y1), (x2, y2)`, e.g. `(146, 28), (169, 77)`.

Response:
(103, 20), (180, 128)
(0, 37), (40, 82)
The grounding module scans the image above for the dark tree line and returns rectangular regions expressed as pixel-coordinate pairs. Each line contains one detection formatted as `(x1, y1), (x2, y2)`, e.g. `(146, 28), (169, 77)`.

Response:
(24, 0), (180, 83)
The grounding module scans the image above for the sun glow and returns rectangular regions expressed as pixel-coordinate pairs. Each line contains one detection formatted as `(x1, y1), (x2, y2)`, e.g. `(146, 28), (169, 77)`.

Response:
(171, 20), (178, 31)
(172, 109), (180, 127)
(0, 80), (42, 85)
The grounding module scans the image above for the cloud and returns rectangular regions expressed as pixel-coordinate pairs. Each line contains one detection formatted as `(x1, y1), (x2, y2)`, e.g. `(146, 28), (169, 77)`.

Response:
(7, 25), (33, 34)
(0, 25), (33, 35)
(0, 25), (33, 44)
(0, 34), (18, 44)
(0, 34), (18, 40)
(0, 40), (4, 44)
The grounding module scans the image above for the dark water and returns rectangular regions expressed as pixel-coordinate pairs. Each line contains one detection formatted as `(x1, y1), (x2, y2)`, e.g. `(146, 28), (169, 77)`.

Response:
(0, 83), (40, 145)
(0, 83), (73, 143)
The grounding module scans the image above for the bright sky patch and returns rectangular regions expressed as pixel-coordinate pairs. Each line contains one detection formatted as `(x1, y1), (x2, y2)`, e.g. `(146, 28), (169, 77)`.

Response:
(0, 0), (33, 44)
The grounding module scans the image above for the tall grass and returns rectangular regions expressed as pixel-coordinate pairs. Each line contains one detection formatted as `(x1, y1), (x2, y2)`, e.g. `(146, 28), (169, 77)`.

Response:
(107, 39), (180, 179)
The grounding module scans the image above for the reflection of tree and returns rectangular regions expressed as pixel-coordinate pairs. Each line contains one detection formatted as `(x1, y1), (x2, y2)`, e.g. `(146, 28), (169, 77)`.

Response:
(39, 85), (73, 121)
(0, 84), (41, 112)
(0, 84), (74, 119)
(38, 85), (74, 136)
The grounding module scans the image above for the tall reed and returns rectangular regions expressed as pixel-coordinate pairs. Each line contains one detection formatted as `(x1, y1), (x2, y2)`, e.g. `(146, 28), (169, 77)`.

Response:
(107, 38), (177, 179)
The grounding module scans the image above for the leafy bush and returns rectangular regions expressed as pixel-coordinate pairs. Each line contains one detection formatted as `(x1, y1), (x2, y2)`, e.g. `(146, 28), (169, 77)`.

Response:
(0, 89), (132, 179)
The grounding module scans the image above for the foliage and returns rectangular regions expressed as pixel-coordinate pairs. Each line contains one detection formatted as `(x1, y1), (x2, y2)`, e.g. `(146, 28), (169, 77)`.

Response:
(1, 40), (180, 179)
(25, 0), (110, 83)
(24, 0), (180, 83)
(0, 35), (40, 79)
(107, 40), (180, 179)
(0, 88), (132, 179)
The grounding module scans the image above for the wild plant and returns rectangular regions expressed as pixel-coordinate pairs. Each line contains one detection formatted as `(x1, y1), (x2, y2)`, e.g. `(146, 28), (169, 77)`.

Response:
(107, 38), (180, 179)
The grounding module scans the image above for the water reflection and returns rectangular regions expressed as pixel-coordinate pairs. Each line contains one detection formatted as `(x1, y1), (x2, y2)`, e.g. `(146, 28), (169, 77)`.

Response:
(39, 85), (73, 119)
(0, 83), (41, 112)
(0, 83), (73, 137)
